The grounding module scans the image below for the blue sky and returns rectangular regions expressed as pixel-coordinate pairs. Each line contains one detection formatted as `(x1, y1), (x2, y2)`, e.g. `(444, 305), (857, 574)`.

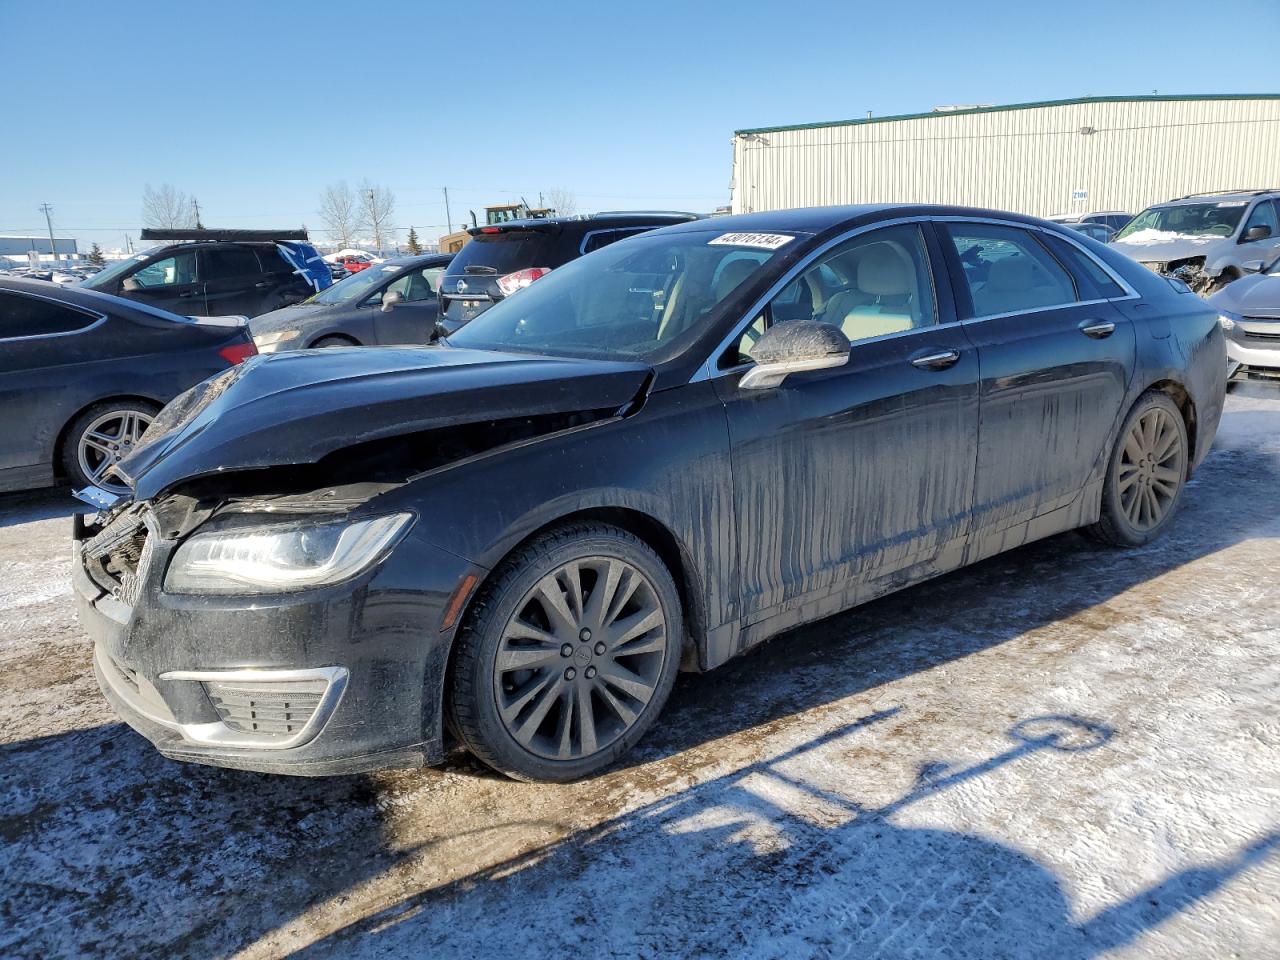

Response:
(2, 0), (1277, 251)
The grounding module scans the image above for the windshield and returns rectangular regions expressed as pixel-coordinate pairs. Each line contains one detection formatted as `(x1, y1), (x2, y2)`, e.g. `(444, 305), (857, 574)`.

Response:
(1114, 202), (1248, 241)
(308, 263), (401, 304)
(445, 229), (793, 361)
(79, 246), (165, 288)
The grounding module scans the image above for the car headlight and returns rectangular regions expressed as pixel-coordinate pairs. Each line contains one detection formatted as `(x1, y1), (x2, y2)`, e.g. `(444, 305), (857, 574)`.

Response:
(1217, 310), (1241, 331)
(164, 513), (414, 595)
(252, 329), (300, 352)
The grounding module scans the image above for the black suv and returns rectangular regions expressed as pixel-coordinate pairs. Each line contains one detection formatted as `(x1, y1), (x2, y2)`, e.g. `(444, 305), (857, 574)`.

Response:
(436, 211), (698, 335)
(82, 229), (332, 319)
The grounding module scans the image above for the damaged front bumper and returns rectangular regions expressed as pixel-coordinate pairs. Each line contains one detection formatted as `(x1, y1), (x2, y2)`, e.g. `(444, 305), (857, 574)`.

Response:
(73, 501), (478, 775)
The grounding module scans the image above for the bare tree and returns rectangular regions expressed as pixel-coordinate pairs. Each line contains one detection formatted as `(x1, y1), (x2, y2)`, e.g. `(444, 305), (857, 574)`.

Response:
(359, 180), (396, 254)
(318, 181), (359, 249)
(542, 188), (577, 216)
(141, 183), (194, 230)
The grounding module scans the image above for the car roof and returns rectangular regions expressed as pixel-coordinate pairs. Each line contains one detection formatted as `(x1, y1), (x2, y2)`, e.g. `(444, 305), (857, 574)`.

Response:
(0, 275), (173, 315)
(1162, 190), (1280, 206)
(653, 203), (1050, 237)
(467, 211), (699, 235)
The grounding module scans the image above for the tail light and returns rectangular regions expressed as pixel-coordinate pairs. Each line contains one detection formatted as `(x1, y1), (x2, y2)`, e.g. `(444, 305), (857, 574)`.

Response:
(496, 266), (551, 297)
(218, 341), (258, 365)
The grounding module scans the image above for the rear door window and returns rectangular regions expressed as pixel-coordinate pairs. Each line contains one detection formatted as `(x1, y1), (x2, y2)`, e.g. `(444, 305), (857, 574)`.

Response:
(0, 291), (99, 338)
(202, 245), (263, 281)
(944, 224), (1078, 318)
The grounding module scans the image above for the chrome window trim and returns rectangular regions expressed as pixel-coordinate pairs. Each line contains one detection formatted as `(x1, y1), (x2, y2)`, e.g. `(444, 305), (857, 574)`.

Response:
(691, 214), (1143, 382)
(0, 288), (108, 343)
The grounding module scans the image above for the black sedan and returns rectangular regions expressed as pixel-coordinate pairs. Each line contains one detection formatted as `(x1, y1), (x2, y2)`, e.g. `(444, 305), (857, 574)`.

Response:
(74, 205), (1226, 782)
(249, 253), (452, 351)
(0, 278), (256, 494)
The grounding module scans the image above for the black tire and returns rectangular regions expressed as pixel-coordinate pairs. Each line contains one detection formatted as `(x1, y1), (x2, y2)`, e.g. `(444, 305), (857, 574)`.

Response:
(1087, 390), (1189, 547)
(60, 398), (160, 492)
(448, 523), (683, 782)
(310, 335), (359, 348)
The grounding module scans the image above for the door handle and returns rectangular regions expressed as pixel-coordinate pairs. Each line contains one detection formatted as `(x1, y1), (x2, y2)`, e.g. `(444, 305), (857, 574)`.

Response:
(910, 349), (961, 370)
(1079, 319), (1116, 339)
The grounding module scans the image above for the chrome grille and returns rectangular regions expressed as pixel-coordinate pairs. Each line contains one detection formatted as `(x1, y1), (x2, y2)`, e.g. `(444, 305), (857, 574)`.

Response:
(202, 680), (327, 738)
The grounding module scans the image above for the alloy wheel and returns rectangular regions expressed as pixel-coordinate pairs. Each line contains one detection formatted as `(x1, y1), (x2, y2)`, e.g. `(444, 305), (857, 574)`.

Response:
(1117, 406), (1185, 532)
(77, 409), (153, 493)
(494, 557), (668, 761)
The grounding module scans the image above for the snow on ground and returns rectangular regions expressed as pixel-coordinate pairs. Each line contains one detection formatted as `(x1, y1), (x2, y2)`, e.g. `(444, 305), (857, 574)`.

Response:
(1, 386), (1279, 959)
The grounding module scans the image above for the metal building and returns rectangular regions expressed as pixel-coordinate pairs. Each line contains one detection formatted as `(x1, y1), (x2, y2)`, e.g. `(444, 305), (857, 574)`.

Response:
(730, 94), (1280, 218)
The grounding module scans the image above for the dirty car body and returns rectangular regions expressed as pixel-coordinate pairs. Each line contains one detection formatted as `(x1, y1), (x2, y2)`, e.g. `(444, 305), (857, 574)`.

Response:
(74, 205), (1226, 778)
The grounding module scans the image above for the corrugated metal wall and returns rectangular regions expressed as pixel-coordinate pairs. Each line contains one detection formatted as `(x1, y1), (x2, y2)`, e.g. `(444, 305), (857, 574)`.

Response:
(730, 97), (1280, 218)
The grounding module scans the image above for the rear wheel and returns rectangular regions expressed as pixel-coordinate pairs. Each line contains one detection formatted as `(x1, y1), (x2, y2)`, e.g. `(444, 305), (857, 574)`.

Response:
(1088, 391), (1188, 546)
(448, 523), (683, 782)
(310, 335), (359, 348)
(61, 399), (159, 493)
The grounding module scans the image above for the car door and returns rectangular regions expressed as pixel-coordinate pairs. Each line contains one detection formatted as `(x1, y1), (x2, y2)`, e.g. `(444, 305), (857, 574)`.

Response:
(119, 248), (203, 314)
(200, 244), (268, 316)
(373, 265), (445, 343)
(939, 220), (1136, 541)
(711, 222), (979, 622)
(0, 289), (107, 485)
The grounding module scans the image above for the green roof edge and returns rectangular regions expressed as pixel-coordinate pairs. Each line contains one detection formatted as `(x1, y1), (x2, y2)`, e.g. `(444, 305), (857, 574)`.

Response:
(735, 93), (1280, 136)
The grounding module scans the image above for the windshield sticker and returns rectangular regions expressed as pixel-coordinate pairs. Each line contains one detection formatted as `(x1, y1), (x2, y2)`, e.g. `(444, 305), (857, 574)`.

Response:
(1217, 201), (1248, 207)
(708, 232), (795, 250)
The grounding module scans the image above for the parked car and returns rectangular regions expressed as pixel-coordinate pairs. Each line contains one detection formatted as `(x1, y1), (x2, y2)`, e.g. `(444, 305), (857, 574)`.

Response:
(81, 229), (331, 319)
(338, 253), (376, 273)
(0, 277), (256, 494)
(250, 253), (453, 351)
(1065, 221), (1117, 243)
(1110, 189), (1280, 294)
(1048, 211), (1133, 232)
(436, 211), (700, 335)
(76, 204), (1224, 782)
(1208, 251), (1280, 380)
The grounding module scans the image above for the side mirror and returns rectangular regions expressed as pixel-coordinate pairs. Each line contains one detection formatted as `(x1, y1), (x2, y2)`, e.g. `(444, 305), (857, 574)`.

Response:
(1242, 259), (1265, 274)
(381, 290), (404, 313)
(1241, 225), (1271, 243)
(739, 320), (851, 390)
(121, 277), (141, 293)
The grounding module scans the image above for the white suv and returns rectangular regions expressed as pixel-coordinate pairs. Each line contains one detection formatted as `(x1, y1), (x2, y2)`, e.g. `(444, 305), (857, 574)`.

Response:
(1110, 189), (1280, 294)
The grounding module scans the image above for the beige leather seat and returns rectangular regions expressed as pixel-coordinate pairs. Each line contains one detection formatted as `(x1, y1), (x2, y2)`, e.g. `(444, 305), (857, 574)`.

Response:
(972, 256), (1069, 316)
(713, 258), (762, 301)
(821, 242), (916, 340)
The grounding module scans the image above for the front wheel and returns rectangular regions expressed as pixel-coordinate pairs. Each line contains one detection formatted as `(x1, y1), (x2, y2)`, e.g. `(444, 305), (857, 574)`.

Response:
(448, 524), (683, 782)
(1087, 391), (1188, 546)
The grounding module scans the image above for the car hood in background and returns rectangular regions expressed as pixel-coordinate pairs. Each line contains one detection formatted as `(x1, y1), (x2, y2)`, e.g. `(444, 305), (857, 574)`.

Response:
(248, 301), (339, 336)
(1208, 274), (1280, 319)
(117, 346), (652, 500)
(1110, 235), (1225, 264)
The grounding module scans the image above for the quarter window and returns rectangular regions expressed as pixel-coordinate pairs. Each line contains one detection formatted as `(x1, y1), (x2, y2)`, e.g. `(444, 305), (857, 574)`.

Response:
(0, 291), (98, 338)
(1040, 233), (1126, 299)
(728, 224), (937, 364)
(132, 251), (197, 288)
(945, 224), (1077, 317)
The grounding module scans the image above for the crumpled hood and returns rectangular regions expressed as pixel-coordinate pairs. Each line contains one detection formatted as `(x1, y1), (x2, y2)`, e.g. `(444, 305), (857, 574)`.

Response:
(118, 346), (652, 500)
(1209, 273), (1280, 318)
(1110, 235), (1225, 264)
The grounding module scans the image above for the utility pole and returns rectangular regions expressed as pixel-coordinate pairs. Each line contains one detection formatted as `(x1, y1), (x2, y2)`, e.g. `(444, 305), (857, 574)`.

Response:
(191, 197), (203, 229)
(443, 187), (452, 234)
(38, 202), (57, 262)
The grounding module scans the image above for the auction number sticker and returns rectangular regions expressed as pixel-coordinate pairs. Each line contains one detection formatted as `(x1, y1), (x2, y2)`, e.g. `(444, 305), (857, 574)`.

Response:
(708, 232), (795, 250)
